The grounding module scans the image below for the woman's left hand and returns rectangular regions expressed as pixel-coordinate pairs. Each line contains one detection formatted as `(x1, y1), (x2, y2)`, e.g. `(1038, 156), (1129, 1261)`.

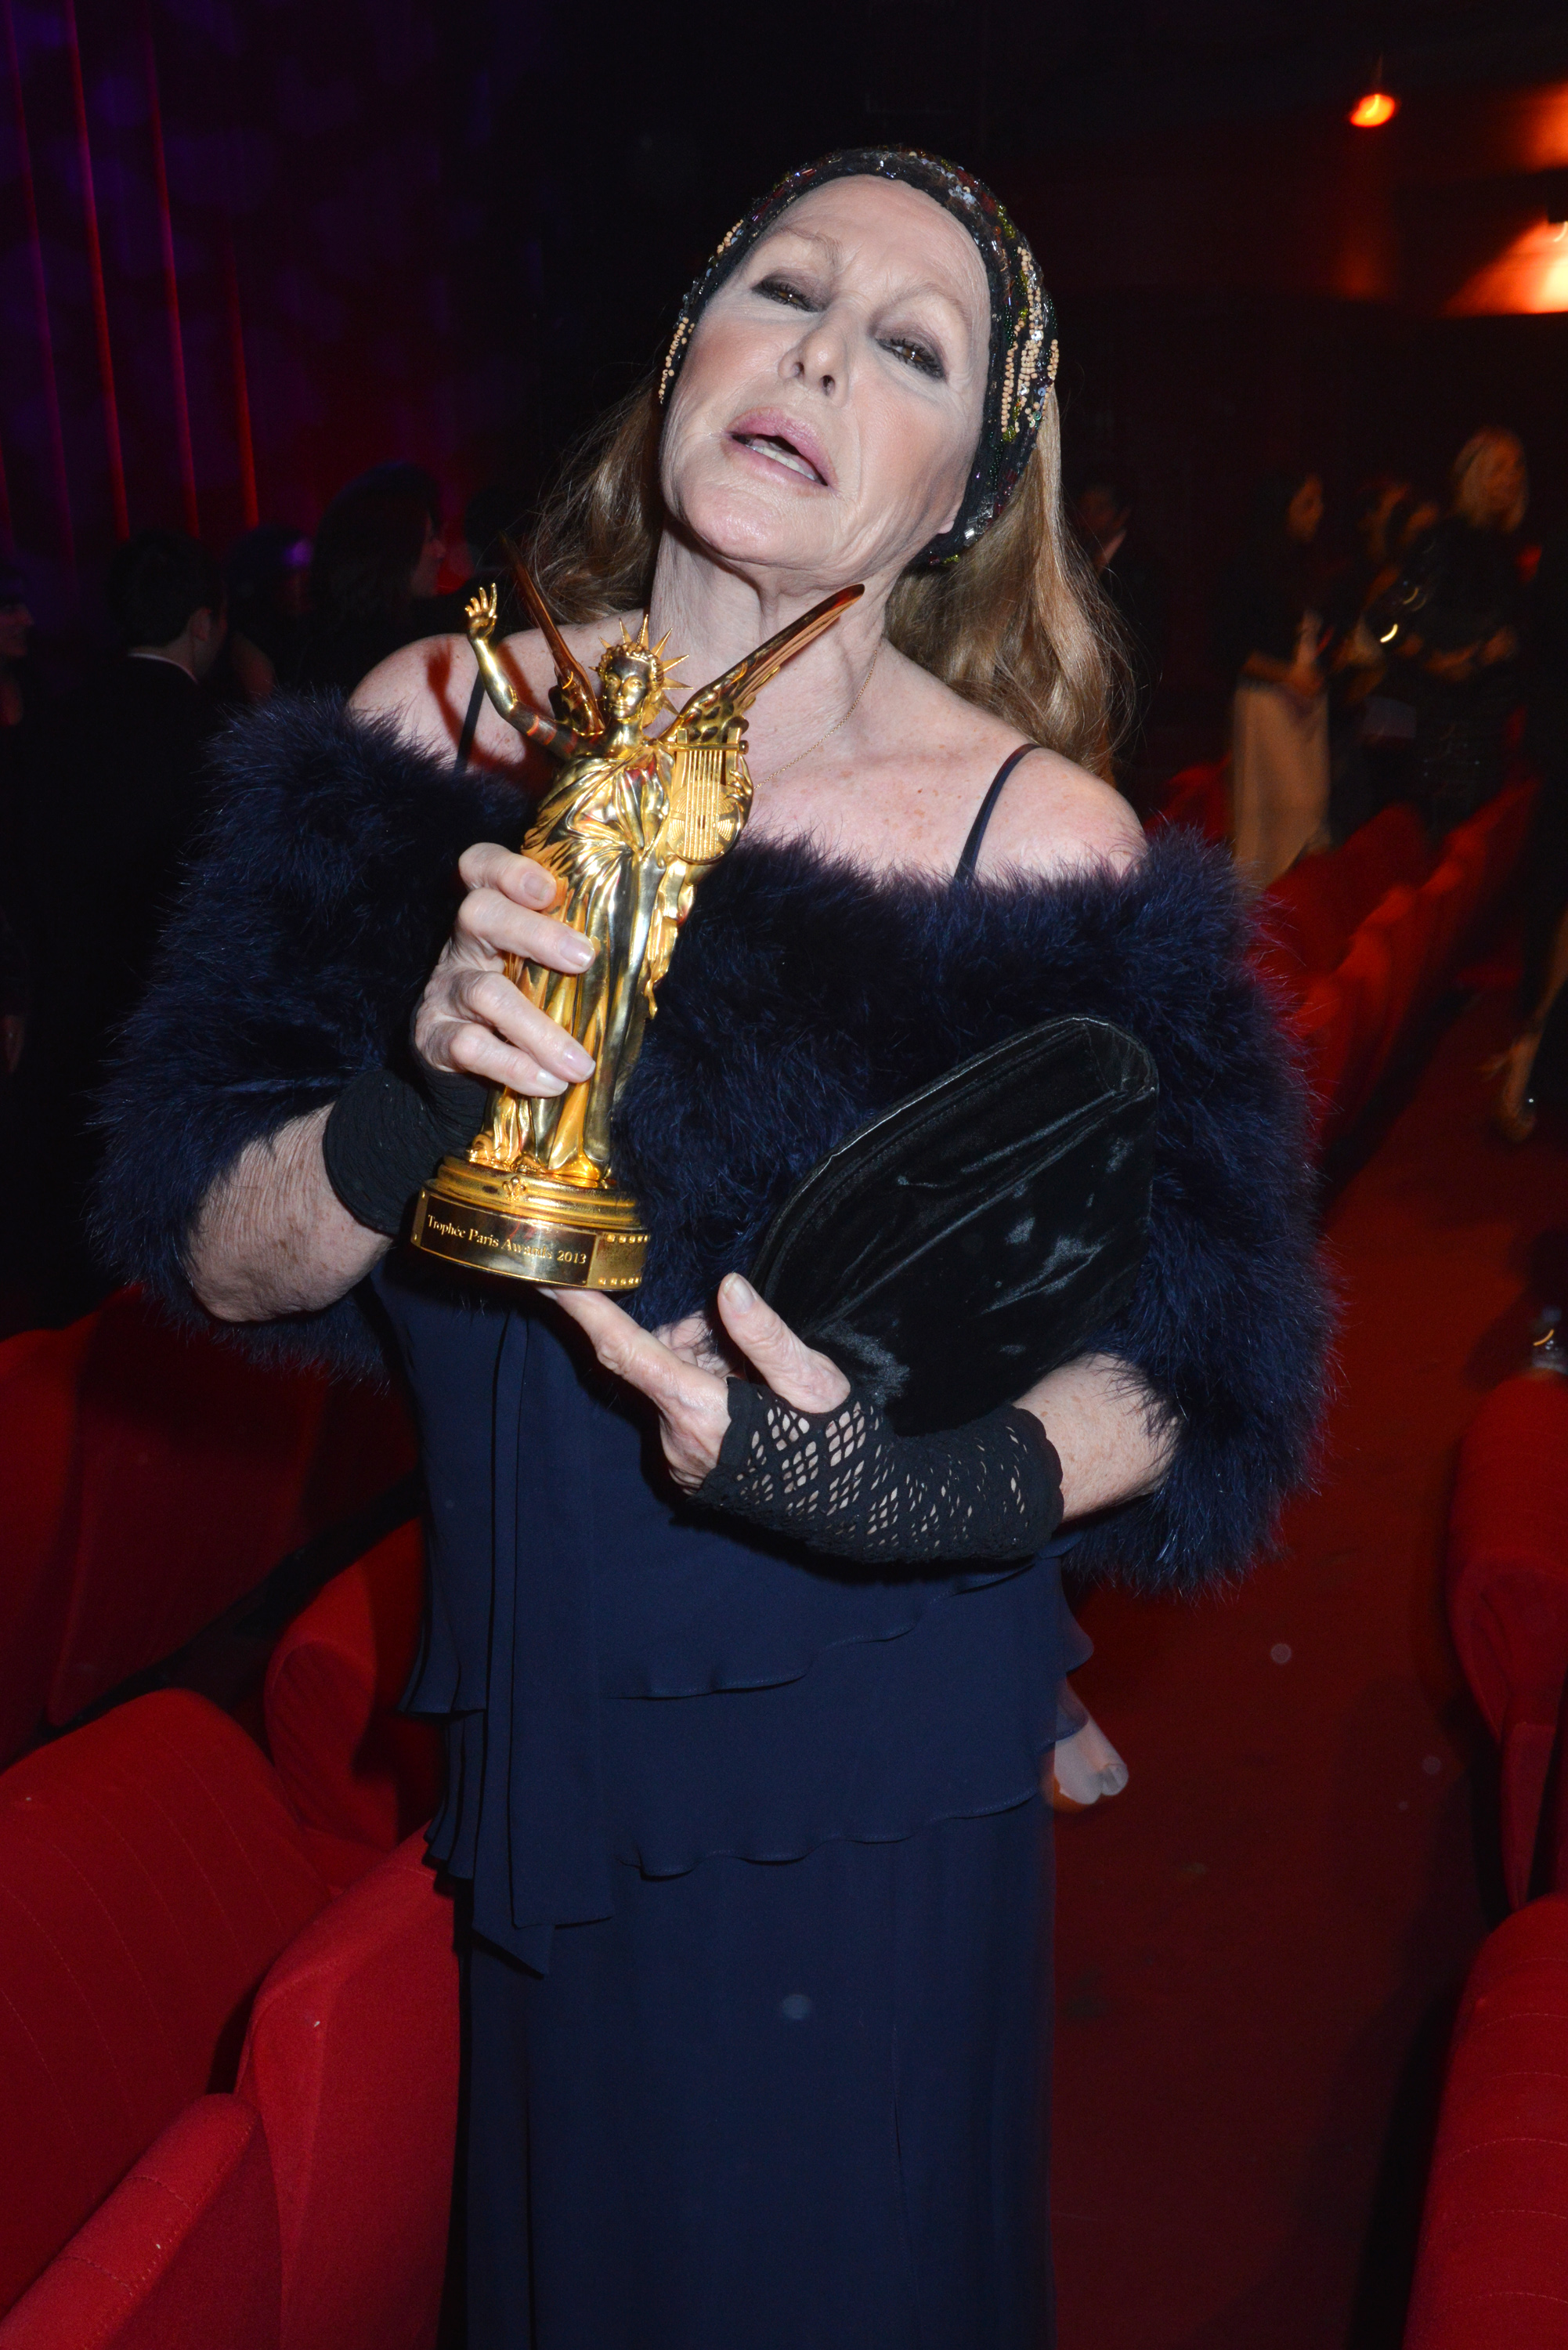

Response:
(547, 1271), (850, 1490)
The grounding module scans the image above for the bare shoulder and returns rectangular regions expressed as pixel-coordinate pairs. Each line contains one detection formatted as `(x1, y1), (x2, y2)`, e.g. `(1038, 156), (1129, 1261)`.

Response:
(349, 626), (560, 775)
(869, 653), (1144, 882)
(974, 745), (1146, 883)
(349, 613), (632, 774)
(348, 633), (483, 761)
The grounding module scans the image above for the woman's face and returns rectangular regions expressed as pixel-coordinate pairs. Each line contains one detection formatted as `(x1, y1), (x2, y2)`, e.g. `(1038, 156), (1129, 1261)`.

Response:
(1286, 475), (1324, 544)
(659, 177), (991, 593)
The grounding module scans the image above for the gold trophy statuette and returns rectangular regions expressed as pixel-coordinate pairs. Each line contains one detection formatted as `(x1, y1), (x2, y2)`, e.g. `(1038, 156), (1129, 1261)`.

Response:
(410, 550), (863, 1290)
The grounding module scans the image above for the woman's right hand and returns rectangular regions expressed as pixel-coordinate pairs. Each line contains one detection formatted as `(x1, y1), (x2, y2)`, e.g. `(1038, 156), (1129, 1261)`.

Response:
(1283, 660), (1324, 702)
(413, 841), (598, 1098)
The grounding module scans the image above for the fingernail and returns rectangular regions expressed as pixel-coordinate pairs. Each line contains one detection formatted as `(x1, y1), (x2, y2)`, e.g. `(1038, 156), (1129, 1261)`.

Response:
(565, 935), (596, 968)
(562, 1043), (594, 1079)
(723, 1274), (755, 1310)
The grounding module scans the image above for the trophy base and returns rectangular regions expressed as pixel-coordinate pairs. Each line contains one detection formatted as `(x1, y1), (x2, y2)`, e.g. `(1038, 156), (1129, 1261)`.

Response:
(409, 1158), (648, 1290)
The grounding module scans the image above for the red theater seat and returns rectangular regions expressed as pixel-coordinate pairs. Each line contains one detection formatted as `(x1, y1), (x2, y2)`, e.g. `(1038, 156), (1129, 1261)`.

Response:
(237, 1834), (460, 2350)
(1414, 853), (1483, 1006)
(1448, 1376), (1568, 1907)
(0, 2100), (280, 2350)
(0, 1691), (332, 2315)
(1150, 761), (1230, 844)
(1405, 1893), (1568, 2350)
(1358, 882), (1436, 1086)
(1324, 918), (1396, 1134)
(44, 1290), (415, 1726)
(265, 1520), (442, 1853)
(1257, 805), (1431, 990)
(45, 1293), (331, 1723)
(1465, 780), (1535, 905)
(1322, 803), (1432, 936)
(1257, 860), (1349, 978)
(294, 1375), (418, 1546)
(1286, 973), (1357, 1144)
(0, 1321), (94, 1766)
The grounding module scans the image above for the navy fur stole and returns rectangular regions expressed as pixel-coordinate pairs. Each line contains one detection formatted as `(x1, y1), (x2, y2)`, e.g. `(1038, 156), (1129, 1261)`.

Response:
(96, 694), (1330, 1591)
(93, 696), (529, 1372)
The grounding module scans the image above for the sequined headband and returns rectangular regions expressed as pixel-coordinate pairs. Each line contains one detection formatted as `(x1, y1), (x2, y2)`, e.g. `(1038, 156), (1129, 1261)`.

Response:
(658, 146), (1059, 569)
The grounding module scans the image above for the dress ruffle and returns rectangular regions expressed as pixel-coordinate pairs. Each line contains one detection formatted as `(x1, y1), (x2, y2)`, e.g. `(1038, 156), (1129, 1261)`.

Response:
(391, 1270), (1071, 1964)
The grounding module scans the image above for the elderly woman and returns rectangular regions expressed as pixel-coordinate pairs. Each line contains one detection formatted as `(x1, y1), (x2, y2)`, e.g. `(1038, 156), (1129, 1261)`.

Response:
(98, 152), (1326, 2350)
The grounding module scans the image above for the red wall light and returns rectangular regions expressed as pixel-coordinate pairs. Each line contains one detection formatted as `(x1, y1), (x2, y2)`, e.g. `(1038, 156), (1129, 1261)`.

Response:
(1349, 90), (1399, 128)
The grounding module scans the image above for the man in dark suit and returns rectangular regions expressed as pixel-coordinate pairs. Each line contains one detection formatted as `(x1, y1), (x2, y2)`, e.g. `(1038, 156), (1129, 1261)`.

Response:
(1075, 475), (1169, 794)
(15, 529), (226, 1318)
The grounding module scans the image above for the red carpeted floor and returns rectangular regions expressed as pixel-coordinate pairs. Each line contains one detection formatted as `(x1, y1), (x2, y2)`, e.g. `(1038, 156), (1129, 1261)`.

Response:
(1051, 979), (1568, 2350)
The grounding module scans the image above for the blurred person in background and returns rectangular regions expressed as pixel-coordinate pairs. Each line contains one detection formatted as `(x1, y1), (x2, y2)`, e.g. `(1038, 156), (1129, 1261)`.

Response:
(1325, 473), (1409, 841)
(446, 483), (526, 587)
(1214, 468), (1330, 889)
(13, 528), (226, 1320)
(222, 523), (311, 703)
(1389, 428), (1527, 840)
(294, 461), (449, 694)
(1494, 521), (1568, 1140)
(1074, 472), (1167, 796)
(1351, 487), (1443, 811)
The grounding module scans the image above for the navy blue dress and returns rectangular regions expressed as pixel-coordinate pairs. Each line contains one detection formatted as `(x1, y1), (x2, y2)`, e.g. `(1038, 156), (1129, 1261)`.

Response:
(382, 1266), (1070, 2348)
(381, 761), (1074, 2348)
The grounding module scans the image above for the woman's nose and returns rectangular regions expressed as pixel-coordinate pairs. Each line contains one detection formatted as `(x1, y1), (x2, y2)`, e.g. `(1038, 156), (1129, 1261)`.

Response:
(782, 310), (847, 397)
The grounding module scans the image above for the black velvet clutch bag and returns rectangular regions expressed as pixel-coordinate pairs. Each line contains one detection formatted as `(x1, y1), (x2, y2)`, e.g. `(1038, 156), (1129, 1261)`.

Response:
(750, 1017), (1158, 1435)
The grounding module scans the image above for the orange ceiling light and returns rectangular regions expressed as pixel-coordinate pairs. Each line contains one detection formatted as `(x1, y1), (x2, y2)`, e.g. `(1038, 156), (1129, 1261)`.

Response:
(1447, 217), (1568, 316)
(1349, 90), (1399, 128)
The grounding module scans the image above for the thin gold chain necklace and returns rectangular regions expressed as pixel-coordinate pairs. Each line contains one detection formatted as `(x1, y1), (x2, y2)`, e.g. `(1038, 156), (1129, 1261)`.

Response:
(754, 647), (879, 785)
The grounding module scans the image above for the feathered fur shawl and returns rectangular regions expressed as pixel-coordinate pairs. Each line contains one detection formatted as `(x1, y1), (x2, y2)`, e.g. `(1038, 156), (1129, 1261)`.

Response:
(96, 695), (1331, 1593)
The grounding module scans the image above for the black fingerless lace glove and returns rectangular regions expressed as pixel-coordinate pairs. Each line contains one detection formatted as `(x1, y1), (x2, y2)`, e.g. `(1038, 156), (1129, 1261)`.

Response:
(323, 1062), (488, 1238)
(696, 1381), (1064, 1566)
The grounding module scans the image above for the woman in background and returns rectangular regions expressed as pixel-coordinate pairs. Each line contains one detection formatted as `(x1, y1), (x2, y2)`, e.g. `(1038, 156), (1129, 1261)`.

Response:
(222, 524), (311, 704)
(1395, 427), (1526, 840)
(1216, 469), (1330, 890)
(294, 461), (449, 695)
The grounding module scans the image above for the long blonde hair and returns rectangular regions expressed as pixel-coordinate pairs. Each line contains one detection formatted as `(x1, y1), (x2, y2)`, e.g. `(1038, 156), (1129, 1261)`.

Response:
(528, 378), (1127, 781)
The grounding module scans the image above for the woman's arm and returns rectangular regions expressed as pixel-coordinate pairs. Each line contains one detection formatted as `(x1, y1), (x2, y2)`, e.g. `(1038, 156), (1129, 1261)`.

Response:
(1017, 1350), (1174, 1518)
(551, 1276), (1169, 1526)
(189, 840), (599, 1320)
(190, 1107), (382, 1320)
(1241, 649), (1322, 698)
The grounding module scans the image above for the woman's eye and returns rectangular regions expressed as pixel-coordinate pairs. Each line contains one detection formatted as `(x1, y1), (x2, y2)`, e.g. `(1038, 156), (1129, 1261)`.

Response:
(883, 336), (944, 380)
(753, 274), (817, 313)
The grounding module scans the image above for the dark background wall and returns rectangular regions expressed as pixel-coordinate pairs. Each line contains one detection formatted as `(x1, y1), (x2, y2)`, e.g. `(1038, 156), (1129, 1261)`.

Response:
(4, 0), (1567, 749)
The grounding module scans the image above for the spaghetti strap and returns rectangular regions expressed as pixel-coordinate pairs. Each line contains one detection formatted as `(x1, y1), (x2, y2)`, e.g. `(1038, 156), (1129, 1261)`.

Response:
(453, 671), (486, 777)
(954, 743), (1037, 883)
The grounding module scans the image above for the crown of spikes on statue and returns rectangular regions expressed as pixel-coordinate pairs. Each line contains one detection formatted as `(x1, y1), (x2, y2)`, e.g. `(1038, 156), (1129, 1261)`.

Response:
(595, 613), (685, 718)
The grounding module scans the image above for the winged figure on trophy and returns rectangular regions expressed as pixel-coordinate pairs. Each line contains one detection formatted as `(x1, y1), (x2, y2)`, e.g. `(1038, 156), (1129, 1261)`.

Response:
(410, 546), (862, 1289)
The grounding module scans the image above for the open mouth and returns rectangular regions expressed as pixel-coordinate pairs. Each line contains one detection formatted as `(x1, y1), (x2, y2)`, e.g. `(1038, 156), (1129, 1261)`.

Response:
(729, 421), (829, 486)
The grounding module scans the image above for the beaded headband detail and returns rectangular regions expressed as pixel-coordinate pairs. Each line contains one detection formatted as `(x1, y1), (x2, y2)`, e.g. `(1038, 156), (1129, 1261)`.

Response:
(658, 147), (1058, 569)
